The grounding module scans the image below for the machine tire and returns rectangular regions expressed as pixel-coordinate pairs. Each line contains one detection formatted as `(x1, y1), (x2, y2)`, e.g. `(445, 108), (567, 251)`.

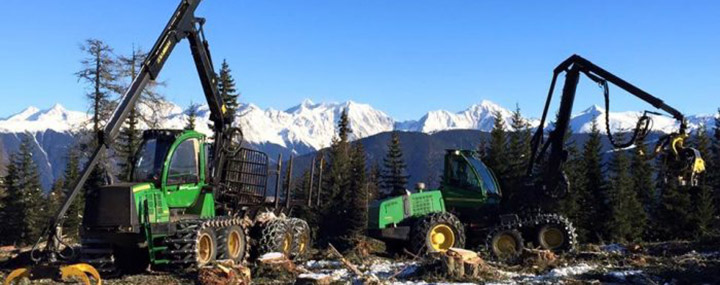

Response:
(409, 212), (466, 255)
(534, 214), (577, 252)
(218, 224), (250, 263)
(287, 218), (311, 260)
(486, 228), (524, 262)
(195, 227), (218, 267)
(257, 219), (293, 257)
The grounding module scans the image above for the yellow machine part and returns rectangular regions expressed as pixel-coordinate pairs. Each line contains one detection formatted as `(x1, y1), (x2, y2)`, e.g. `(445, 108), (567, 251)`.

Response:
(4, 263), (102, 285)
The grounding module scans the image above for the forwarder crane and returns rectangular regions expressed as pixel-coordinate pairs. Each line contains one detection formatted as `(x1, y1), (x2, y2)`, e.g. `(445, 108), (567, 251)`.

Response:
(368, 54), (705, 261)
(5, 1), (311, 283)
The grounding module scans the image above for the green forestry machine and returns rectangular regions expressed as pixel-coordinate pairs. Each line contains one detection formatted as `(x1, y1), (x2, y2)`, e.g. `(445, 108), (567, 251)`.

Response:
(6, 0), (310, 283)
(369, 55), (706, 261)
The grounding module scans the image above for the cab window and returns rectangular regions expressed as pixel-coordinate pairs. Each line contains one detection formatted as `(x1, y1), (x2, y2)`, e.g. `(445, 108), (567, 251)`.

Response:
(167, 138), (200, 185)
(449, 158), (482, 190)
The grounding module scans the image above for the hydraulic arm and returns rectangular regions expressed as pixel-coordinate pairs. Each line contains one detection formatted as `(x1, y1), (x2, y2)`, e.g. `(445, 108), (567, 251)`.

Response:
(528, 54), (705, 198)
(31, 0), (232, 266)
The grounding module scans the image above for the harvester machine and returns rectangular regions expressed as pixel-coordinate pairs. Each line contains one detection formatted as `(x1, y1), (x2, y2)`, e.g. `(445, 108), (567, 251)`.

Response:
(5, 0), (311, 283)
(368, 54), (705, 261)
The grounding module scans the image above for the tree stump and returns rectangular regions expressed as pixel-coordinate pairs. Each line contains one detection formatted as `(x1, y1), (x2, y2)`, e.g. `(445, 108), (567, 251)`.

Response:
(441, 248), (487, 279)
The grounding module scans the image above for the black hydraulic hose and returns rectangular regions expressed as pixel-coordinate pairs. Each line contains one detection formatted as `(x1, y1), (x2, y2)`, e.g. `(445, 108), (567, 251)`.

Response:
(601, 80), (653, 149)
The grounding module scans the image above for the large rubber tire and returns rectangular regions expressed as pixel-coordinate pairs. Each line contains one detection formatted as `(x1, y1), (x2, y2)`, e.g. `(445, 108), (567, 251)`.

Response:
(257, 219), (293, 257)
(534, 214), (577, 252)
(287, 218), (311, 260)
(195, 227), (218, 267)
(409, 212), (466, 255)
(218, 224), (250, 263)
(486, 228), (524, 262)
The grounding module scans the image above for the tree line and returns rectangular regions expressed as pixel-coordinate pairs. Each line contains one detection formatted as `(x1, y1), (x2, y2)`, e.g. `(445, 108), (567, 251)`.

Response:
(0, 38), (240, 246)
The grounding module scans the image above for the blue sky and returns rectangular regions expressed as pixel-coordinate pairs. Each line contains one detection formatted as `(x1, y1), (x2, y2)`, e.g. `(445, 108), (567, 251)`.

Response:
(1, 0), (718, 120)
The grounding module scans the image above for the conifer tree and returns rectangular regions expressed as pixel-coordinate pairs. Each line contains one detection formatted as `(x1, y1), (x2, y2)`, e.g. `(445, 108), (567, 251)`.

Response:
(606, 146), (646, 242)
(505, 105), (531, 208)
(1, 134), (45, 245)
(218, 59), (240, 118)
(630, 135), (656, 218)
(76, 39), (119, 133)
(185, 102), (200, 130)
(63, 150), (83, 239)
(77, 39), (117, 202)
(338, 142), (369, 250)
(656, 178), (693, 239)
(367, 163), (381, 202)
(559, 130), (583, 228)
(711, 109), (720, 207)
(318, 109), (353, 248)
(47, 178), (65, 222)
(576, 121), (607, 242)
(381, 132), (410, 197)
(691, 124), (716, 237)
(485, 110), (508, 187)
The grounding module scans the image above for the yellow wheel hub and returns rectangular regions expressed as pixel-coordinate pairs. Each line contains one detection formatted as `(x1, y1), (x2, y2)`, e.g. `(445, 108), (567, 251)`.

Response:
(540, 227), (565, 249)
(282, 233), (292, 255)
(198, 232), (213, 263)
(298, 232), (309, 254)
(494, 233), (519, 257)
(228, 230), (242, 258)
(429, 224), (455, 252)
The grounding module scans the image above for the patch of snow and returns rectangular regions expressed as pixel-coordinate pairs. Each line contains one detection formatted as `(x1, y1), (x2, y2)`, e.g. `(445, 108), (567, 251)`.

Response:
(258, 252), (284, 261)
(303, 260), (343, 269)
(544, 263), (597, 279)
(608, 269), (643, 281)
(602, 243), (627, 254)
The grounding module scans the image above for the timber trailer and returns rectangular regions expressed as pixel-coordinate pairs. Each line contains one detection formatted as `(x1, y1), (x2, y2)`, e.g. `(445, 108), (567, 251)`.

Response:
(5, 0), (311, 283)
(368, 55), (706, 261)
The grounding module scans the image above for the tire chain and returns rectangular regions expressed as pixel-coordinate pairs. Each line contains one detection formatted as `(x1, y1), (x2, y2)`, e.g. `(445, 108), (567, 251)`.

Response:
(164, 216), (245, 271)
(410, 212), (466, 255)
(255, 218), (290, 257)
(287, 218), (311, 260)
(520, 213), (578, 252)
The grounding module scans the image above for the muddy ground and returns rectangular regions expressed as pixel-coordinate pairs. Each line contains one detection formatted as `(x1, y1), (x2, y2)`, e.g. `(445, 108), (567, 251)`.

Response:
(2, 239), (720, 284)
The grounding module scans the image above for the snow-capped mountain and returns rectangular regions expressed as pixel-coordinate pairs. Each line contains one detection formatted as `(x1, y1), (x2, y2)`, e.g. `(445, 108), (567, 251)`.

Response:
(0, 99), (715, 190)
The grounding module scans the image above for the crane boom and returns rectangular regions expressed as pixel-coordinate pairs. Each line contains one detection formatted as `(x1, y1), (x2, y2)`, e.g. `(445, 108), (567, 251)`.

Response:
(36, 0), (230, 262)
(527, 54), (703, 199)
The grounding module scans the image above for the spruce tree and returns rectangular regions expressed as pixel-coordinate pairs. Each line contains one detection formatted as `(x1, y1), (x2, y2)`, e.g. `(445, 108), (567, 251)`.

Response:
(606, 146), (646, 242)
(218, 59), (240, 118)
(117, 107), (140, 180)
(505, 105), (531, 208)
(485, 110), (508, 187)
(559, 130), (583, 229)
(318, 109), (353, 248)
(1, 134), (45, 245)
(711, 109), (720, 207)
(630, 135), (656, 219)
(576, 121), (607, 242)
(380, 132), (410, 197)
(62, 150), (83, 239)
(185, 102), (200, 130)
(367, 163), (381, 202)
(691, 124), (716, 237)
(338, 142), (369, 250)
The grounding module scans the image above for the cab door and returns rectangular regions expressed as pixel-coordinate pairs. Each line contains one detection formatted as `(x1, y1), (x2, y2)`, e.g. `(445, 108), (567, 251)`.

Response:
(164, 137), (204, 208)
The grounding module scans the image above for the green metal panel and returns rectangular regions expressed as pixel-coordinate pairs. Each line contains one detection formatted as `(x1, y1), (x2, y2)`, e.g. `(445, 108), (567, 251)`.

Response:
(371, 190), (445, 229)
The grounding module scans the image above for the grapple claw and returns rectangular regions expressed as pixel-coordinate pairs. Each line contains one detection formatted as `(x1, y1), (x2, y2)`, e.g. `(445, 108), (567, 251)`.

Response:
(3, 267), (30, 285)
(60, 263), (102, 285)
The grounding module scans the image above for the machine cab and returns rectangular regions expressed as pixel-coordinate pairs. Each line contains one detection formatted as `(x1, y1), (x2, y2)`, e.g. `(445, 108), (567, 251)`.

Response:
(132, 129), (213, 215)
(440, 149), (502, 209)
